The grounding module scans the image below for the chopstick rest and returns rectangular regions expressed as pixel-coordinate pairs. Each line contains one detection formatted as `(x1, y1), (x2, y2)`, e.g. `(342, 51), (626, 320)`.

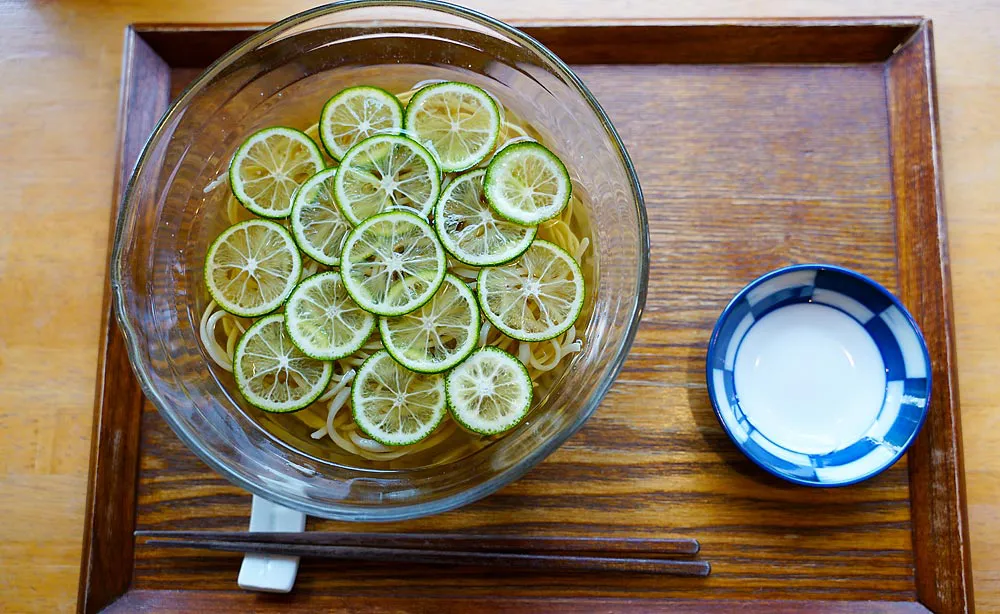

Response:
(237, 495), (306, 593)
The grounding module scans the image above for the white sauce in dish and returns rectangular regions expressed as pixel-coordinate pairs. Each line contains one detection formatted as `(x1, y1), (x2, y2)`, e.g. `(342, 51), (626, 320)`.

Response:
(733, 303), (886, 455)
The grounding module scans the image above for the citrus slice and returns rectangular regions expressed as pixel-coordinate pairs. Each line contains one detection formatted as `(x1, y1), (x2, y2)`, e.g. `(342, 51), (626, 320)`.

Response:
(404, 81), (501, 172)
(477, 239), (584, 342)
(319, 86), (404, 160)
(446, 346), (533, 435)
(340, 210), (447, 317)
(379, 274), (480, 373)
(351, 350), (446, 445)
(229, 127), (324, 218)
(333, 134), (441, 225)
(204, 219), (302, 318)
(233, 314), (333, 413)
(434, 168), (536, 266)
(289, 167), (352, 266)
(484, 141), (571, 225)
(284, 272), (376, 360)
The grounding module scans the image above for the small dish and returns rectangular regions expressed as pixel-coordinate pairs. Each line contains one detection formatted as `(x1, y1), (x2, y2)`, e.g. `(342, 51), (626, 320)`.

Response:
(706, 264), (931, 487)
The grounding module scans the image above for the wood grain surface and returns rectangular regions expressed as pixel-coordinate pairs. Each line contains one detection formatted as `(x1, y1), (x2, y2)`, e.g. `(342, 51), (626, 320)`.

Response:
(104, 592), (934, 613)
(117, 23), (927, 610)
(1, 1), (998, 613)
(886, 26), (975, 612)
(76, 30), (170, 614)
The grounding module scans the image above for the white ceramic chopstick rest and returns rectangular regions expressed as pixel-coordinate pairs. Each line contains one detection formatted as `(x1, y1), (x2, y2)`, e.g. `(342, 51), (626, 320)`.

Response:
(237, 495), (306, 593)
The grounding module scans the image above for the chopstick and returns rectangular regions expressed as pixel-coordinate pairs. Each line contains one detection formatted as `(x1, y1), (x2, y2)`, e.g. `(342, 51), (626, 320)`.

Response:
(138, 537), (710, 577)
(135, 531), (700, 556)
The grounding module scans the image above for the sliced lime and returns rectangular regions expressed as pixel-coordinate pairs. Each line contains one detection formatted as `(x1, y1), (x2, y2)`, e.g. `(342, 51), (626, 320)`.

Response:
(477, 239), (584, 342)
(229, 127), (324, 218)
(351, 350), (446, 445)
(340, 210), (447, 317)
(289, 167), (352, 266)
(379, 274), (479, 373)
(404, 81), (501, 172)
(284, 272), (376, 360)
(484, 141), (571, 225)
(434, 168), (535, 266)
(204, 219), (302, 318)
(319, 86), (404, 160)
(234, 314), (333, 413)
(446, 346), (532, 435)
(333, 134), (441, 225)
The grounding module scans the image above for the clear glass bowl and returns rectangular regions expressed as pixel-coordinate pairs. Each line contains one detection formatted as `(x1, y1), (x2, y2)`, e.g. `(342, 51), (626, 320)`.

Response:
(112, 0), (648, 521)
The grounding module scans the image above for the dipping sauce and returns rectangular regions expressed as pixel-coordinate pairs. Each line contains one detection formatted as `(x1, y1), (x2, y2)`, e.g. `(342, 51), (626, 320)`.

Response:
(733, 303), (886, 455)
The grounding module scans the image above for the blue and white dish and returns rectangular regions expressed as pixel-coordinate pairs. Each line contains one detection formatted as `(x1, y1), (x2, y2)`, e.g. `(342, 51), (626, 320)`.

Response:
(706, 264), (931, 487)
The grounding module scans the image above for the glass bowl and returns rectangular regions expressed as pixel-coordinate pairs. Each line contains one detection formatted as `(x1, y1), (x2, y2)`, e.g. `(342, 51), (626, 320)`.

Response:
(111, 0), (648, 521)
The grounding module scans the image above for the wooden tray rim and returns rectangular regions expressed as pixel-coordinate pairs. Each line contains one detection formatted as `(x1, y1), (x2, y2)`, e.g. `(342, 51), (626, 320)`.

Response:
(78, 17), (972, 614)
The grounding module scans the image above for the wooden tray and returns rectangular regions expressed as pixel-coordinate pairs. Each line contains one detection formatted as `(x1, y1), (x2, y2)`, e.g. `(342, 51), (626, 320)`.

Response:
(80, 18), (973, 613)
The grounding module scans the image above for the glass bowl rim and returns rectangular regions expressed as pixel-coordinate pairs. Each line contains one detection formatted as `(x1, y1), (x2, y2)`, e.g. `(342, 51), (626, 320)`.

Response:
(110, 0), (650, 520)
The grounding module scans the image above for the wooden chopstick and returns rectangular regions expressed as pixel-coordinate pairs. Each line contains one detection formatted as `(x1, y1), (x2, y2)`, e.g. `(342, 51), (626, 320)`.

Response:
(135, 530), (700, 556)
(140, 538), (711, 577)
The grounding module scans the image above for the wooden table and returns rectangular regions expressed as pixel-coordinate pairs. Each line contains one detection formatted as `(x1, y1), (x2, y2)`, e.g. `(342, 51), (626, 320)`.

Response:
(1, 1), (997, 611)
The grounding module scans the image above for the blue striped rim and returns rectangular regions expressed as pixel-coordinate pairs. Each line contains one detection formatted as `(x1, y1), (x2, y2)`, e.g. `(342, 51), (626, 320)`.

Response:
(742, 433), (819, 481)
(883, 378), (930, 447)
(709, 298), (751, 370)
(864, 317), (906, 381)
(749, 285), (814, 320)
(722, 368), (740, 420)
(815, 268), (892, 314)
(705, 264), (932, 487)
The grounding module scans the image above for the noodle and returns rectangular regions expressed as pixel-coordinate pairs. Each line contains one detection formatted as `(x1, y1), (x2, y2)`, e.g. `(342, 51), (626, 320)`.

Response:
(300, 258), (321, 281)
(495, 335), (517, 352)
(318, 368), (355, 403)
(225, 327), (239, 360)
(350, 430), (397, 453)
(198, 80), (591, 467)
(448, 262), (480, 281)
(204, 173), (228, 194)
(574, 237), (590, 263)
(199, 300), (248, 372)
(518, 340), (531, 366)
(295, 406), (329, 432)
